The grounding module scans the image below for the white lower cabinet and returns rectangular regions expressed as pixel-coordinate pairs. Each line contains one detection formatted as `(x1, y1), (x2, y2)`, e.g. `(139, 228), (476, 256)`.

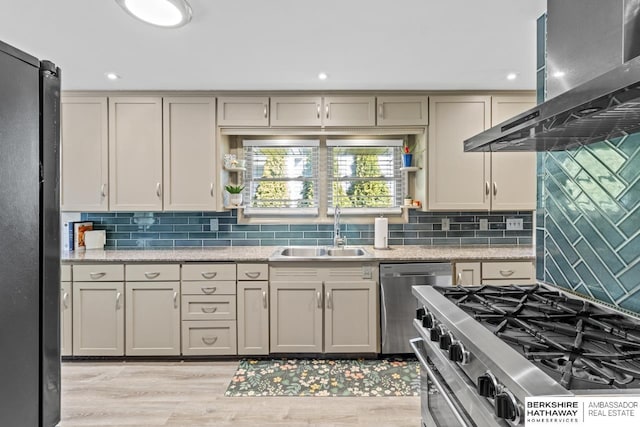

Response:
(60, 279), (72, 356)
(270, 264), (379, 354)
(270, 281), (324, 353)
(125, 281), (181, 356)
(237, 264), (269, 355)
(324, 281), (377, 353)
(181, 263), (237, 355)
(454, 261), (535, 286)
(72, 281), (125, 356)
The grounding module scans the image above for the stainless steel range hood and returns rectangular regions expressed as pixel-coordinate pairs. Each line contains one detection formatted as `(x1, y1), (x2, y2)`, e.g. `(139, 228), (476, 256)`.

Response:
(465, 0), (640, 152)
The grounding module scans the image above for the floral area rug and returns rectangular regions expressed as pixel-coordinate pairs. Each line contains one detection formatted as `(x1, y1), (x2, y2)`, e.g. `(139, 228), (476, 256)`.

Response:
(224, 358), (420, 397)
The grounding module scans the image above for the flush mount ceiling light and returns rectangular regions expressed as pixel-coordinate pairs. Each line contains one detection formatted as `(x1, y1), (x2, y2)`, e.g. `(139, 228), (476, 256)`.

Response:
(115, 0), (192, 28)
(105, 72), (121, 80)
(506, 72), (517, 81)
(318, 72), (328, 81)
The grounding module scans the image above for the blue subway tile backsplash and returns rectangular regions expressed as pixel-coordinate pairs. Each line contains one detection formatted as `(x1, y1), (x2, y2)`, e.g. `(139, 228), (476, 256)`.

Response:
(80, 210), (533, 249)
(539, 136), (640, 315)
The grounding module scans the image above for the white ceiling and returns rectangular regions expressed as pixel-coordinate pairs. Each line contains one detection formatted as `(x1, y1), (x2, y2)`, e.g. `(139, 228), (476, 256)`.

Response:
(1, 0), (547, 91)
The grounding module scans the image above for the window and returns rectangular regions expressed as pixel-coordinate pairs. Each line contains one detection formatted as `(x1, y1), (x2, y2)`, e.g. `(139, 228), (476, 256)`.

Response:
(327, 139), (404, 213)
(243, 140), (319, 215)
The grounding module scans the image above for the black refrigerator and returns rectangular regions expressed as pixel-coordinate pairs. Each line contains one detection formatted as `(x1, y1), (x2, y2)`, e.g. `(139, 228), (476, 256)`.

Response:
(0, 40), (61, 427)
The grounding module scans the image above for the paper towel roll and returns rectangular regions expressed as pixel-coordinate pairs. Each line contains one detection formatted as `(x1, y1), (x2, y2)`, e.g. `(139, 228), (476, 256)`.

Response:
(374, 217), (389, 249)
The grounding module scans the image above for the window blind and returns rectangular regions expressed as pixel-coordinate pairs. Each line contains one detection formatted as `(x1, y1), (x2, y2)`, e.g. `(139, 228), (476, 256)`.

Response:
(243, 139), (319, 216)
(327, 139), (404, 212)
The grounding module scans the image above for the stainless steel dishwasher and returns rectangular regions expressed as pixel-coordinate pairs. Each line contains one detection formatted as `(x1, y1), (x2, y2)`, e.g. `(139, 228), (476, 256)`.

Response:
(380, 263), (452, 354)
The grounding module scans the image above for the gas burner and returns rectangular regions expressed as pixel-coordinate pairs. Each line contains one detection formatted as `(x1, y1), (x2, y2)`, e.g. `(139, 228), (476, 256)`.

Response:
(435, 284), (640, 391)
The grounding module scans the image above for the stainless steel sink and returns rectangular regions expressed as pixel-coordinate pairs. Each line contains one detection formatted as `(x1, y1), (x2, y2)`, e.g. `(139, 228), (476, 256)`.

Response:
(270, 246), (372, 261)
(326, 248), (367, 257)
(279, 247), (327, 257)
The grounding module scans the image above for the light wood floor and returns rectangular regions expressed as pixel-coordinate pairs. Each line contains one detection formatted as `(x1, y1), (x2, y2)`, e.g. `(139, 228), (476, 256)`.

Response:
(61, 361), (421, 427)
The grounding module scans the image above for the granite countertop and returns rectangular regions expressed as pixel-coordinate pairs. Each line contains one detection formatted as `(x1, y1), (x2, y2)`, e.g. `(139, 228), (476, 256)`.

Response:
(62, 245), (535, 263)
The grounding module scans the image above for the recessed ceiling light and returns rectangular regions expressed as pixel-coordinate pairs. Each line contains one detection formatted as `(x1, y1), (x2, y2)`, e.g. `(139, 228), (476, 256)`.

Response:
(506, 73), (517, 81)
(115, 0), (192, 28)
(105, 72), (121, 81)
(553, 71), (566, 78)
(318, 72), (328, 81)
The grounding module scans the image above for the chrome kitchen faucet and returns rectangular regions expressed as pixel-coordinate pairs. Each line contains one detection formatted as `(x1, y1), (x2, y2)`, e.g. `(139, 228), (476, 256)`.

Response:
(334, 205), (346, 248)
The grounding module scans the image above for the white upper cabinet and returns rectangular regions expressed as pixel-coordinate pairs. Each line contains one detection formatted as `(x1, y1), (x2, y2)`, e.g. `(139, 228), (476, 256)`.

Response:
(270, 96), (322, 127)
(428, 95), (492, 210)
(376, 96), (428, 126)
(217, 97), (269, 127)
(323, 96), (376, 127)
(428, 94), (536, 211)
(163, 97), (217, 211)
(489, 95), (537, 210)
(108, 97), (163, 211)
(60, 97), (109, 211)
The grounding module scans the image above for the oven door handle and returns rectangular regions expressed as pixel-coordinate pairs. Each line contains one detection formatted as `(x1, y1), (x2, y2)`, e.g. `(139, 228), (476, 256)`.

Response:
(410, 338), (473, 427)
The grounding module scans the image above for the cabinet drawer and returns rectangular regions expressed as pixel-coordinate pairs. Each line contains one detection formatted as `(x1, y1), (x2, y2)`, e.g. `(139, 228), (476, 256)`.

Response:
(237, 264), (268, 281)
(73, 264), (124, 281)
(182, 264), (236, 281)
(481, 279), (536, 286)
(182, 281), (236, 296)
(61, 265), (72, 282)
(126, 264), (180, 281)
(182, 295), (236, 321)
(181, 320), (237, 355)
(482, 262), (533, 280)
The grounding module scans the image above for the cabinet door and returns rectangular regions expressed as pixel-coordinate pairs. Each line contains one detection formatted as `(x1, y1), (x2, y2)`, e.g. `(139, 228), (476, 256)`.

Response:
(270, 96), (322, 127)
(269, 281), (323, 353)
(428, 96), (491, 210)
(163, 97), (217, 211)
(60, 282), (72, 356)
(108, 97), (163, 211)
(324, 281), (378, 353)
(377, 96), (428, 126)
(72, 282), (124, 356)
(490, 95), (537, 210)
(125, 282), (181, 356)
(217, 97), (269, 127)
(237, 281), (269, 355)
(60, 97), (109, 211)
(454, 262), (481, 286)
(323, 96), (376, 127)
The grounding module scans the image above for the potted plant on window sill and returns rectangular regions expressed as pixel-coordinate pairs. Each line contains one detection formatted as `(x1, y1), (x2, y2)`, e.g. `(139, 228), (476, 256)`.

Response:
(225, 184), (245, 206)
(404, 195), (413, 206)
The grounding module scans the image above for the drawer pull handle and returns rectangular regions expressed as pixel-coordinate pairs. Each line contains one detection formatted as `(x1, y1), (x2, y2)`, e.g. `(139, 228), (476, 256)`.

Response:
(485, 181), (490, 196)
(326, 291), (332, 309)
(144, 272), (160, 279)
(493, 182), (498, 196)
(201, 272), (217, 279)
(202, 287), (217, 294)
(116, 292), (122, 310)
(456, 272), (462, 286)
(325, 104), (329, 119)
(89, 272), (106, 279)
(202, 336), (218, 346)
(201, 307), (218, 313)
(210, 183), (214, 198)
(316, 291), (322, 309)
(378, 104), (383, 119)
(244, 271), (261, 279)
(263, 104), (268, 119)
(62, 292), (69, 309)
(173, 292), (178, 309)
(101, 183), (107, 198)
(499, 269), (514, 277)
(156, 182), (162, 198)
(262, 291), (267, 308)
(316, 104), (320, 119)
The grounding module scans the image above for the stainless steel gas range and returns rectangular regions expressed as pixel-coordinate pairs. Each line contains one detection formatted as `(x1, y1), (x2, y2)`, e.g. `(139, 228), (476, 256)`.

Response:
(411, 284), (640, 427)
